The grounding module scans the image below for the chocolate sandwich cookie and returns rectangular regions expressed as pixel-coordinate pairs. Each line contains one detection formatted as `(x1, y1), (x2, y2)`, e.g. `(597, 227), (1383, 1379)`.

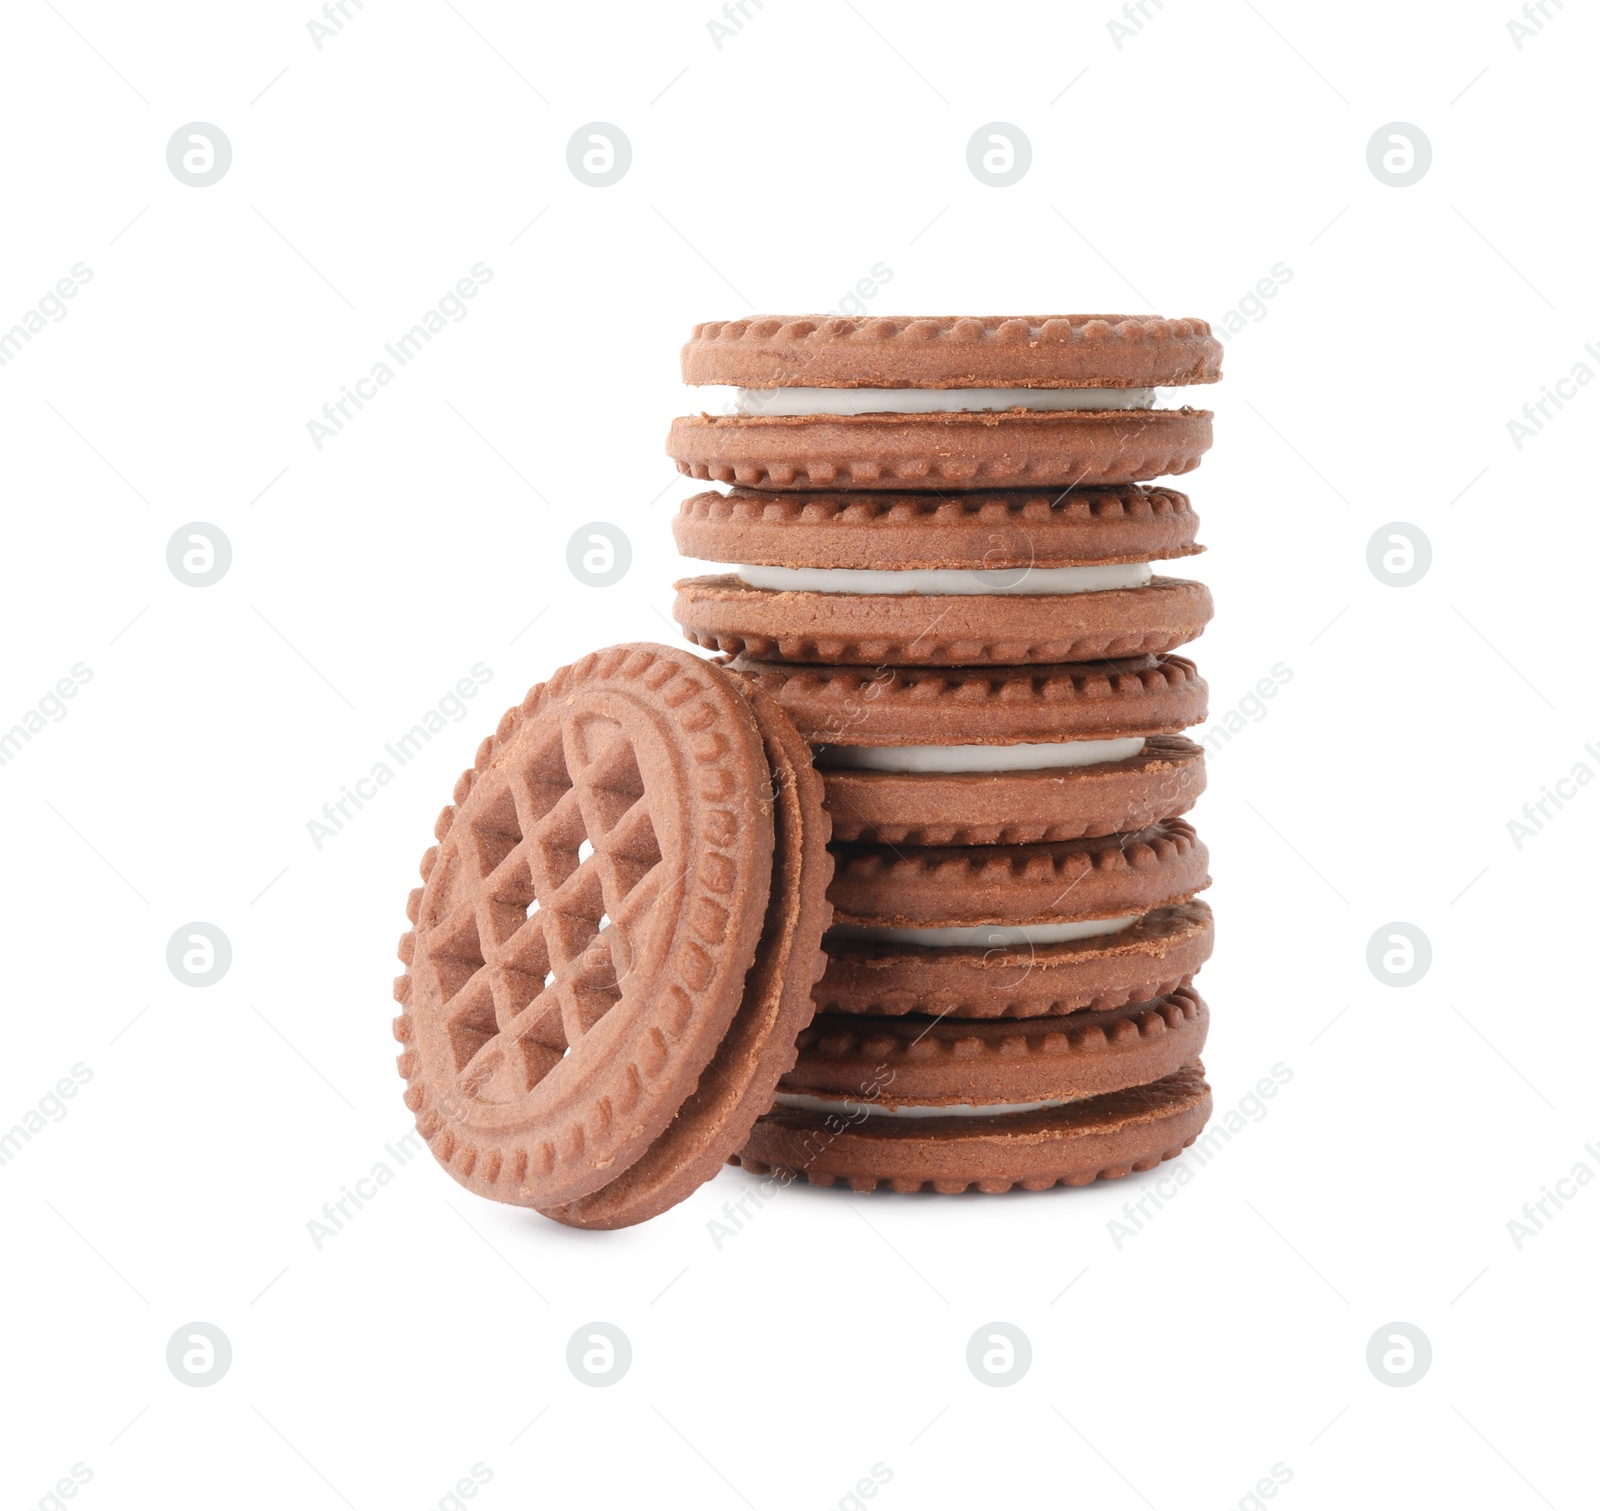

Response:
(392, 644), (831, 1228)
(821, 822), (1212, 1019)
(674, 483), (1211, 665)
(781, 986), (1208, 1107)
(735, 1063), (1212, 1193)
(668, 315), (1220, 491)
(731, 655), (1208, 845)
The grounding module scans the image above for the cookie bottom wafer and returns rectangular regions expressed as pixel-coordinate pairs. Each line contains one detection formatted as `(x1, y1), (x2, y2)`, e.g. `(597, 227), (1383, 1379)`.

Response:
(735, 1063), (1211, 1193)
(817, 900), (1213, 1018)
(668, 408), (1213, 490)
(675, 574), (1212, 665)
(819, 736), (1205, 845)
(828, 820), (1210, 929)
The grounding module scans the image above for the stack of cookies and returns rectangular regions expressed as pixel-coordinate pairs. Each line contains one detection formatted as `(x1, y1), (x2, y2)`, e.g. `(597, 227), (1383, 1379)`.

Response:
(668, 314), (1223, 1193)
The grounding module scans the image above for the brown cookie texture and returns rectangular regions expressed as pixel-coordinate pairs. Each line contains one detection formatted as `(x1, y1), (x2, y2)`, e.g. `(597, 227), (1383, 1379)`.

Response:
(681, 316), (1223, 389)
(783, 987), (1207, 1106)
(675, 573), (1211, 666)
(540, 679), (833, 1229)
(735, 1063), (1212, 1193)
(728, 654), (1208, 747)
(828, 819), (1210, 928)
(819, 736), (1205, 845)
(673, 485), (1202, 569)
(817, 901), (1214, 1019)
(392, 644), (782, 1211)
(667, 409), (1213, 492)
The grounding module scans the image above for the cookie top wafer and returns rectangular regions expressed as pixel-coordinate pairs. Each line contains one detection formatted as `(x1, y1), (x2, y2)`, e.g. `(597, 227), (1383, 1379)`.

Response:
(673, 485), (1203, 570)
(682, 315), (1223, 389)
(392, 644), (805, 1213)
(675, 570), (1211, 666)
(729, 654), (1208, 747)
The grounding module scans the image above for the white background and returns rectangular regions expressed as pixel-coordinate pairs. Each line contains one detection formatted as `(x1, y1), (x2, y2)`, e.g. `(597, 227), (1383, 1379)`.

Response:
(2, 1), (1596, 1507)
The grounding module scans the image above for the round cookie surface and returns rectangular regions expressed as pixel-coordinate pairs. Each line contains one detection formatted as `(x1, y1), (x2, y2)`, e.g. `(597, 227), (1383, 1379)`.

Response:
(673, 485), (1203, 570)
(392, 644), (781, 1211)
(818, 900), (1214, 1019)
(728, 655), (1208, 747)
(668, 408), (1213, 492)
(681, 315), (1223, 389)
(782, 987), (1208, 1106)
(819, 736), (1205, 845)
(828, 819), (1210, 928)
(675, 572), (1212, 666)
(736, 1062), (1213, 1193)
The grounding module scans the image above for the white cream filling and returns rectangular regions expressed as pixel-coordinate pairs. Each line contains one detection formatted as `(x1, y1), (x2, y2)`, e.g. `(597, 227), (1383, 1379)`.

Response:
(829, 916), (1139, 948)
(733, 561), (1153, 596)
(774, 1091), (1078, 1120)
(731, 386), (1156, 416)
(816, 737), (1145, 774)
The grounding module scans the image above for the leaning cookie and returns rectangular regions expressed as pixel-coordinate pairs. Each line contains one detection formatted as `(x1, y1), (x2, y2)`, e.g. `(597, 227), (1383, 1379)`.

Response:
(391, 644), (833, 1228)
(668, 315), (1220, 491)
(728, 655), (1207, 845)
(735, 1063), (1212, 1193)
